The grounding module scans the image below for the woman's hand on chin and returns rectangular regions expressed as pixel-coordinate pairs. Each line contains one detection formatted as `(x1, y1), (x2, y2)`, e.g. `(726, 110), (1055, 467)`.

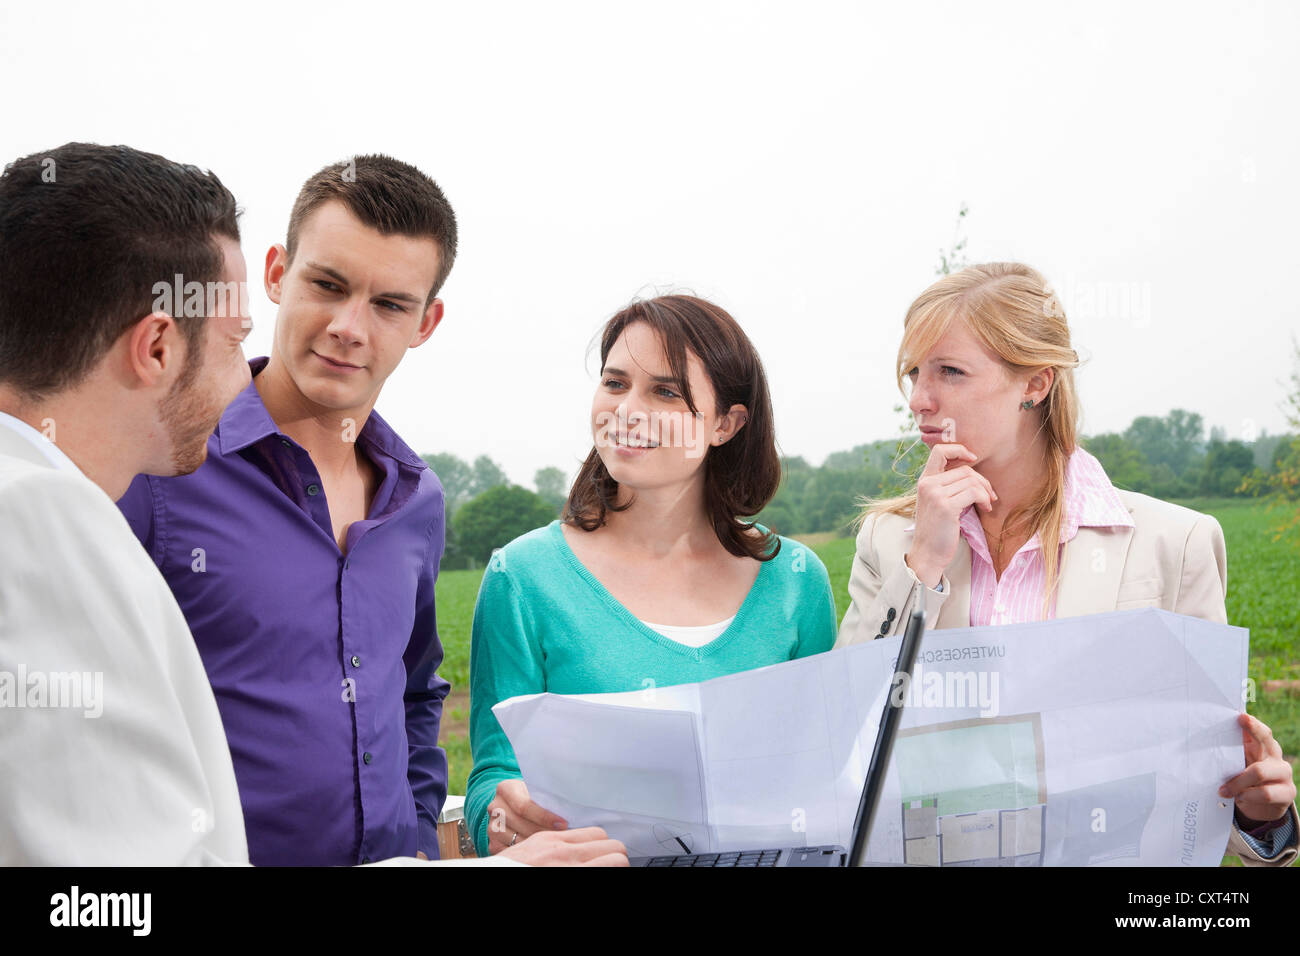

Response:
(908, 442), (996, 587)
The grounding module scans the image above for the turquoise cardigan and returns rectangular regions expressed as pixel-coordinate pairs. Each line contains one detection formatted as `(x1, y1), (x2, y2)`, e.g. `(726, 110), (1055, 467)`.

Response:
(465, 520), (837, 855)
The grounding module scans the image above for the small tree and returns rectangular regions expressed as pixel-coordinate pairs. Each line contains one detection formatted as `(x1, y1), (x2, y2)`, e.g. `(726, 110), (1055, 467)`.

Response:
(534, 466), (568, 512)
(1198, 439), (1255, 497)
(1243, 340), (1300, 539)
(878, 203), (972, 497)
(468, 455), (509, 497)
(421, 452), (473, 516)
(452, 484), (559, 566)
(935, 203), (969, 278)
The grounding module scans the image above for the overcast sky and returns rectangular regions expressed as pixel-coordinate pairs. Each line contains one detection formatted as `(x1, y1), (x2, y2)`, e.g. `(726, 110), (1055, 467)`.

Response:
(3, 0), (1296, 487)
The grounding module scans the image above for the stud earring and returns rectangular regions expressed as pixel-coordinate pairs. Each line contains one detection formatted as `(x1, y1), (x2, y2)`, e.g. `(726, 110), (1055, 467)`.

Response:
(1020, 399), (1035, 410)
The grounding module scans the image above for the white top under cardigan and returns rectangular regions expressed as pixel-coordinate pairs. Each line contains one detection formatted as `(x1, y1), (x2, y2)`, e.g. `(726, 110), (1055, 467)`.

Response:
(638, 615), (737, 648)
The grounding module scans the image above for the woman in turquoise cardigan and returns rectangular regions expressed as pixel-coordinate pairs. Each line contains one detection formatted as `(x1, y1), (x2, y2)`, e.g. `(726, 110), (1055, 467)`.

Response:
(466, 295), (837, 857)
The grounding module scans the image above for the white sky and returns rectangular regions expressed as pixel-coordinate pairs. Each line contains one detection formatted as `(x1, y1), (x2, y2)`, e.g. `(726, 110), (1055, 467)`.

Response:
(2, 0), (1297, 486)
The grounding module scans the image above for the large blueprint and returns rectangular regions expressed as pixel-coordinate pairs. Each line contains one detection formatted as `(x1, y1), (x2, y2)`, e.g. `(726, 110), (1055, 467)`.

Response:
(493, 609), (1248, 865)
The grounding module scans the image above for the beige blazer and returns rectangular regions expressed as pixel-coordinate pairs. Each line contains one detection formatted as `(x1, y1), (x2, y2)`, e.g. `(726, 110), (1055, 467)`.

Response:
(835, 489), (1296, 867)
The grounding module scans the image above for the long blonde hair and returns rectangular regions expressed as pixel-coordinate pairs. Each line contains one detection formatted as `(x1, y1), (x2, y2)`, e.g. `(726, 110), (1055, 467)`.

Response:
(869, 262), (1082, 610)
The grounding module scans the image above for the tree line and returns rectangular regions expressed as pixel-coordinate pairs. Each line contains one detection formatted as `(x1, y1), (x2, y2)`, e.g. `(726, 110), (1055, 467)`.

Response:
(755, 408), (1296, 538)
(423, 406), (1300, 567)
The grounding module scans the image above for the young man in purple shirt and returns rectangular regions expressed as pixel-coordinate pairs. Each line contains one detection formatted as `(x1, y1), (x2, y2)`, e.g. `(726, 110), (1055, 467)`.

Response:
(119, 157), (482, 865)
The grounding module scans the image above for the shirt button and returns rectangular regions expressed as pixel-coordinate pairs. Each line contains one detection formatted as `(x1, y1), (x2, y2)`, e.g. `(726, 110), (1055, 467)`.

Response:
(363, 751), (373, 765)
(362, 857), (371, 865)
(307, 483), (320, 496)
(350, 655), (361, 668)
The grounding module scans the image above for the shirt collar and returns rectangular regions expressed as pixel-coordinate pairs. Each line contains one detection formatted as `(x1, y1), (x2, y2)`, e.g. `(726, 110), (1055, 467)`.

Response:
(0, 409), (86, 475)
(1059, 445), (1134, 536)
(903, 445), (1135, 544)
(216, 357), (428, 470)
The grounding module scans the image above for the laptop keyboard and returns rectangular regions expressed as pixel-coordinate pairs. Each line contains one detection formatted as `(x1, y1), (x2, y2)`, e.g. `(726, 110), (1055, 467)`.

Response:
(644, 850), (782, 867)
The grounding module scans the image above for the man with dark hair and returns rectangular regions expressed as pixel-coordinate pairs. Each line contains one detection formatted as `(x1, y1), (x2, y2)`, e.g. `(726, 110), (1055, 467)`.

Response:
(0, 142), (254, 863)
(117, 155), (625, 866)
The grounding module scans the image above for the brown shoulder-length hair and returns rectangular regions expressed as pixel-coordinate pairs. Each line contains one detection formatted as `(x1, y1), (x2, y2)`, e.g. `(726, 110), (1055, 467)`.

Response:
(563, 294), (783, 562)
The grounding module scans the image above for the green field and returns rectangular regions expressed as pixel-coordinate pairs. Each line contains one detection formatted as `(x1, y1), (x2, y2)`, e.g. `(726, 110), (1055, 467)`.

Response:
(434, 499), (1300, 863)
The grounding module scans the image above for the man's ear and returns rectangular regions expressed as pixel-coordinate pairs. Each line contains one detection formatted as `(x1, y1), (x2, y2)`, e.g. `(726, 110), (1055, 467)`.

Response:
(123, 311), (184, 389)
(713, 403), (750, 446)
(264, 244), (288, 304)
(409, 298), (444, 349)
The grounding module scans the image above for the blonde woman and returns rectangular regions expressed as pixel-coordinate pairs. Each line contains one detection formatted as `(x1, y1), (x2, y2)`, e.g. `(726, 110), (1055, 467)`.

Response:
(836, 262), (1297, 866)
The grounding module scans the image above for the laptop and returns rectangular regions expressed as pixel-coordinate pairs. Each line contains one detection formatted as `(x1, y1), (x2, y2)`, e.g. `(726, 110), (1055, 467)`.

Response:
(631, 603), (927, 867)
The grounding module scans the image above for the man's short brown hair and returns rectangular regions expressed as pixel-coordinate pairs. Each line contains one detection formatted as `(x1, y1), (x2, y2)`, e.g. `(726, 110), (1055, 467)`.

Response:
(0, 142), (239, 397)
(285, 155), (458, 307)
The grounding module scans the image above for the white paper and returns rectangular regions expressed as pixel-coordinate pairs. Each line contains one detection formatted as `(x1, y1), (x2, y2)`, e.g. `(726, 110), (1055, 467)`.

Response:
(492, 608), (1248, 865)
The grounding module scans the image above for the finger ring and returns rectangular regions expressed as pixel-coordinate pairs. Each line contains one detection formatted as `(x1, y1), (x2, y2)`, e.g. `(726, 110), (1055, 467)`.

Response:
(509, 832), (518, 847)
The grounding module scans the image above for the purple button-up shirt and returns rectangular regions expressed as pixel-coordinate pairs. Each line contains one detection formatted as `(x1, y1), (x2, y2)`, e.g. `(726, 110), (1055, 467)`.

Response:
(117, 357), (449, 866)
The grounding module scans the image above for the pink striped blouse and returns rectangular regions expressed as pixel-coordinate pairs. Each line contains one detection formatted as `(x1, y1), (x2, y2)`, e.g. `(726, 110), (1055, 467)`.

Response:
(956, 447), (1134, 626)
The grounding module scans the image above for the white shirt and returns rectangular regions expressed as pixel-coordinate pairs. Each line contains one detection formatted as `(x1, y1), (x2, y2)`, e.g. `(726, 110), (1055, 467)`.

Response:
(0, 414), (250, 865)
(0, 409), (83, 472)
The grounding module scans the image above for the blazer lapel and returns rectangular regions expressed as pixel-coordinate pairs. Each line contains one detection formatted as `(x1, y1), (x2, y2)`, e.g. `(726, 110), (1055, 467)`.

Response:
(1055, 523), (1135, 619)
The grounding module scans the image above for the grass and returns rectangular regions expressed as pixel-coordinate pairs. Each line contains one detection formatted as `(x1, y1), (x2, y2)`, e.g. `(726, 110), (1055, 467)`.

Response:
(1176, 498), (1300, 865)
(1193, 499), (1300, 763)
(804, 534), (857, 624)
(433, 567), (483, 796)
(434, 567), (481, 692)
(434, 502), (1299, 863)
